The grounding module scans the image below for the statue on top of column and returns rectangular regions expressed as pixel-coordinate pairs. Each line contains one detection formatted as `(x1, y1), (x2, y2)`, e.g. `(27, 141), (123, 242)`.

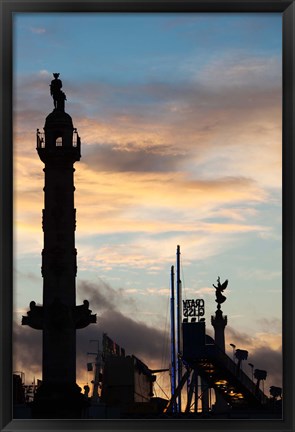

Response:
(50, 73), (66, 111)
(213, 276), (228, 308)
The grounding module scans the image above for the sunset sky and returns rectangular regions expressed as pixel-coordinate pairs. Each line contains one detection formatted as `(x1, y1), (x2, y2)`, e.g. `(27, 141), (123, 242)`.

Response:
(13, 12), (282, 397)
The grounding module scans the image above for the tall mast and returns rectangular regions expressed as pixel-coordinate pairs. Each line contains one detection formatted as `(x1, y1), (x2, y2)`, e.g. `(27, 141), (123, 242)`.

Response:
(176, 245), (182, 412)
(170, 265), (176, 411)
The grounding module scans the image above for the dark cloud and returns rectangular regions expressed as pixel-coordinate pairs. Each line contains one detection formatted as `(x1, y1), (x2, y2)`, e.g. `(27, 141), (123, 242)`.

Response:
(77, 280), (169, 370)
(15, 60), (281, 143)
(77, 279), (137, 314)
(226, 325), (282, 388)
(78, 279), (116, 312)
(82, 142), (186, 173)
(13, 280), (169, 380)
(76, 309), (168, 372)
(248, 346), (282, 388)
(226, 325), (255, 348)
(256, 317), (281, 333)
(13, 321), (42, 376)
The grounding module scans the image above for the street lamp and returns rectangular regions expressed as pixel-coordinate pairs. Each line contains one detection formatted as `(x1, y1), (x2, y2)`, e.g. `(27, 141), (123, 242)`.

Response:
(254, 369), (267, 395)
(248, 363), (254, 381)
(229, 343), (236, 361)
(235, 349), (248, 371)
(270, 386), (282, 399)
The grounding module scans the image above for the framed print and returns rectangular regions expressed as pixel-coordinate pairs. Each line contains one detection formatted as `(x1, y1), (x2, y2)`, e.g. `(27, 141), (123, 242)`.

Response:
(1, 1), (294, 431)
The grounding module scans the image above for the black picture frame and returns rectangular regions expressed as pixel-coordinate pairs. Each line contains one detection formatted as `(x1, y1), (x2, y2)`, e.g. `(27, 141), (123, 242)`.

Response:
(1, 1), (294, 431)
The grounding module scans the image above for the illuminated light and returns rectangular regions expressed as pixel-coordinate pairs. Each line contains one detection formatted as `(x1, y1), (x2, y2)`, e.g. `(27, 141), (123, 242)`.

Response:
(214, 380), (228, 385)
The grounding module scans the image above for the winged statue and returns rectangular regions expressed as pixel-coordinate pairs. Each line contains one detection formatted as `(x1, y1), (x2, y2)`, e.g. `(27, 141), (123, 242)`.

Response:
(212, 276), (228, 306)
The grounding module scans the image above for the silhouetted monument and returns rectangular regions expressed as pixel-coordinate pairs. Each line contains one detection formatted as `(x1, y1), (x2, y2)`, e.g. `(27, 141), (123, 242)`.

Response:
(211, 277), (229, 413)
(22, 73), (96, 418)
(211, 277), (228, 350)
(50, 72), (66, 111)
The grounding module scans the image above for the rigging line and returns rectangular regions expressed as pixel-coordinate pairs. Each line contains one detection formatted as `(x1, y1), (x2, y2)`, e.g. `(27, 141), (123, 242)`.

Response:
(165, 291), (171, 366)
(157, 370), (169, 399)
(161, 287), (171, 370)
(155, 380), (170, 399)
(180, 259), (187, 301)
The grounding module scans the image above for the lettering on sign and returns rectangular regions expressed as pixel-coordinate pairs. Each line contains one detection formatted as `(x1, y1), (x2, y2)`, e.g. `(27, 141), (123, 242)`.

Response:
(183, 299), (205, 318)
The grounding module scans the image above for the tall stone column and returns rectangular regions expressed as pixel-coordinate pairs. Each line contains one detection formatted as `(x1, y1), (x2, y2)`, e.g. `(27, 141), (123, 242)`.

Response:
(211, 308), (227, 351)
(211, 277), (228, 351)
(210, 277), (229, 413)
(22, 74), (96, 418)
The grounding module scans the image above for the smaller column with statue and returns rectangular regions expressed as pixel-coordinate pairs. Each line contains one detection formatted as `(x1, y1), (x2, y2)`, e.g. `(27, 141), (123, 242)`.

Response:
(211, 277), (228, 351)
(211, 277), (229, 413)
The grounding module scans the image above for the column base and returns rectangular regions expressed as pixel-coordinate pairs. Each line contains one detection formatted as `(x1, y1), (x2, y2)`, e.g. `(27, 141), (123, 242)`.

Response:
(32, 382), (89, 419)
